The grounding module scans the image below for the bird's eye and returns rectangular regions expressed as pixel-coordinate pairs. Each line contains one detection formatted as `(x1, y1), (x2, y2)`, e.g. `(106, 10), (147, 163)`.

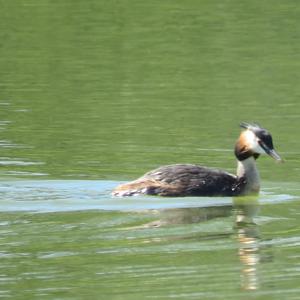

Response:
(258, 140), (270, 153)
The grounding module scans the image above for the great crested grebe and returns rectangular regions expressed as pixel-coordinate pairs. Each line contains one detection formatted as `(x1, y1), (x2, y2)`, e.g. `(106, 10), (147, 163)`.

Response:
(112, 123), (282, 197)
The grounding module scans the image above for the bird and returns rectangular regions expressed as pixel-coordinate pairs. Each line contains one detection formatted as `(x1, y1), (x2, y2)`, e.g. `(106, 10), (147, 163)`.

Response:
(112, 123), (282, 197)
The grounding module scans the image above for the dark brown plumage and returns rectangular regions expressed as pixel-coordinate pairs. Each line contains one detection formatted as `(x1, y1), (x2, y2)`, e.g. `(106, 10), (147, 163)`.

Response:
(113, 164), (247, 196)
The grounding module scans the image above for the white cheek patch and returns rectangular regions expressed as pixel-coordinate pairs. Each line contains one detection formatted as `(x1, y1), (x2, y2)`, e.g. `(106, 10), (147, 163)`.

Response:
(244, 130), (266, 154)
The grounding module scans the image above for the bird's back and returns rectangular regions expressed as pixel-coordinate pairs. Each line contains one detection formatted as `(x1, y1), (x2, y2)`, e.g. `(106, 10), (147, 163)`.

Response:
(113, 164), (243, 197)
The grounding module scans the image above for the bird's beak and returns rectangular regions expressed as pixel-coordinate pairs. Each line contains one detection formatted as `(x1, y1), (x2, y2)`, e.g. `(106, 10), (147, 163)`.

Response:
(267, 149), (283, 162)
(259, 140), (283, 162)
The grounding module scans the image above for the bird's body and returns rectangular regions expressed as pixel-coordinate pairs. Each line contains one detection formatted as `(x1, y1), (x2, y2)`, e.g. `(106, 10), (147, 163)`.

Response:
(112, 123), (282, 197)
(113, 164), (242, 197)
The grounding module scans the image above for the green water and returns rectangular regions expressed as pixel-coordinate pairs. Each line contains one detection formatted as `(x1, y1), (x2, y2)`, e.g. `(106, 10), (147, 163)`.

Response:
(0, 1), (300, 299)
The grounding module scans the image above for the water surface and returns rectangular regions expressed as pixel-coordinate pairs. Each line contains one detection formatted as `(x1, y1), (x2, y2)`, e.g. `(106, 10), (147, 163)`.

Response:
(0, 1), (300, 299)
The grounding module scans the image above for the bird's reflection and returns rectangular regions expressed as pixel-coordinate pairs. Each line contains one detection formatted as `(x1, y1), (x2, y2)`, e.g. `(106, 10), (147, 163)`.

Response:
(233, 196), (260, 291)
(148, 205), (233, 227)
(137, 197), (262, 291)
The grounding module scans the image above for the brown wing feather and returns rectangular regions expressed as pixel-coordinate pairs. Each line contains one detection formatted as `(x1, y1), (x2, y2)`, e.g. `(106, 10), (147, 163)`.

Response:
(113, 164), (242, 197)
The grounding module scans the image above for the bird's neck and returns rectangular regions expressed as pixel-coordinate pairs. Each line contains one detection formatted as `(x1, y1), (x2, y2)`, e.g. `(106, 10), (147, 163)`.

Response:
(236, 157), (260, 194)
